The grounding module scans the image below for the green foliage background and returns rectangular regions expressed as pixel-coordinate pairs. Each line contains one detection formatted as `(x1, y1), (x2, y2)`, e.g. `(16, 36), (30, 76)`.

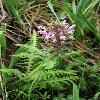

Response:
(0, 0), (100, 100)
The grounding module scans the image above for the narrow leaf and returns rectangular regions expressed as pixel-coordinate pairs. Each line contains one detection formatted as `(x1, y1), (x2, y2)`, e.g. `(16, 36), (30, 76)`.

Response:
(48, 0), (60, 22)
(73, 82), (79, 100)
(0, 31), (6, 58)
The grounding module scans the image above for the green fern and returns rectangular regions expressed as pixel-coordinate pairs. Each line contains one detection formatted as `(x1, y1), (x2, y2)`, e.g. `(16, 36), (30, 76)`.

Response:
(0, 30), (80, 99)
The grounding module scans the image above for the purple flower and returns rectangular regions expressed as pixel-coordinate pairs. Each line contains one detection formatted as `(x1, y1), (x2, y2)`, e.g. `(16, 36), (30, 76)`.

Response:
(38, 20), (75, 46)
(60, 35), (66, 40)
(67, 25), (76, 34)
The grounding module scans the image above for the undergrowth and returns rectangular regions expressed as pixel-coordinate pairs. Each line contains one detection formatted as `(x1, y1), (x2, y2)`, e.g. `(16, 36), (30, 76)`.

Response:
(0, 0), (100, 100)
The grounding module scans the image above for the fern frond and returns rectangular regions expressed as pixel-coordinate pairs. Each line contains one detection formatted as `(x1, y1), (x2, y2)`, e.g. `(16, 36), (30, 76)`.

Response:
(0, 68), (25, 79)
(28, 30), (39, 48)
(26, 69), (78, 90)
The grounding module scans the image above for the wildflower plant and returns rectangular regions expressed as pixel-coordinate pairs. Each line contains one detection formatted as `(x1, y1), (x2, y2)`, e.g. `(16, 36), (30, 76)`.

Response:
(0, 0), (100, 99)
(38, 20), (75, 48)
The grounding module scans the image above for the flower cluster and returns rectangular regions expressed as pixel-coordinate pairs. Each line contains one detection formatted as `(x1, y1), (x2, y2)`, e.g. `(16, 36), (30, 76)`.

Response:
(38, 20), (75, 47)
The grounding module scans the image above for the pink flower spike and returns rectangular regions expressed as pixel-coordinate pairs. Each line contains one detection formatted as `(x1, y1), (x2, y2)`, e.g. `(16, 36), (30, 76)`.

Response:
(62, 20), (69, 27)
(67, 30), (74, 34)
(67, 25), (75, 31)
(38, 30), (48, 35)
(60, 35), (66, 40)
(44, 35), (50, 40)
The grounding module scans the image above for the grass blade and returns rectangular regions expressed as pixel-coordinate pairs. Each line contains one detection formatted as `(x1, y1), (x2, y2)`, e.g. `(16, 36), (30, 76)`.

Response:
(48, 0), (60, 22)
(73, 82), (79, 100)
(0, 31), (6, 58)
